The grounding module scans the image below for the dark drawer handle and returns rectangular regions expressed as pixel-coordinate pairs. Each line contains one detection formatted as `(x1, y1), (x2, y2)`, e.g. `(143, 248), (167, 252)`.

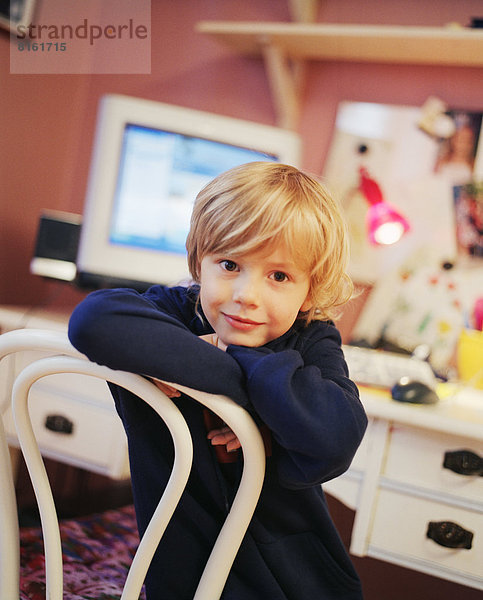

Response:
(44, 414), (74, 435)
(427, 521), (473, 549)
(443, 449), (483, 476)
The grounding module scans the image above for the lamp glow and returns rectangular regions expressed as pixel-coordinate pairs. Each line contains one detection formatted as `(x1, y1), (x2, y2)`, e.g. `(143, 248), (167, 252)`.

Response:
(373, 222), (405, 245)
(359, 167), (410, 246)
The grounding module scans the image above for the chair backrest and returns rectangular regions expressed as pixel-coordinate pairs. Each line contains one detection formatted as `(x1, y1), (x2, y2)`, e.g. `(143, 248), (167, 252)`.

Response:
(0, 328), (266, 600)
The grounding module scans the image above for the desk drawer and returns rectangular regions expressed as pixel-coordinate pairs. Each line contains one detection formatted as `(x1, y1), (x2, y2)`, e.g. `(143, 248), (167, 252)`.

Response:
(15, 352), (114, 407)
(4, 383), (129, 479)
(384, 426), (483, 502)
(370, 489), (483, 581)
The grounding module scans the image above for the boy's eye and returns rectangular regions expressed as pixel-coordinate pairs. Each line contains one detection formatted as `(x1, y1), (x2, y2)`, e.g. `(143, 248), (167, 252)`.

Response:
(221, 260), (238, 272)
(272, 271), (288, 282)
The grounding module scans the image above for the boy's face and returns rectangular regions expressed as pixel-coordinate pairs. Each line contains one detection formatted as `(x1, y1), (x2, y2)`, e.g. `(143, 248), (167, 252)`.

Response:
(199, 243), (312, 348)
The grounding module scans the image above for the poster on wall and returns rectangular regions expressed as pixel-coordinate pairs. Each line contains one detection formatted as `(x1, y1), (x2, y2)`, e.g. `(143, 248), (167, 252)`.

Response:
(453, 183), (483, 262)
(434, 110), (483, 185)
(323, 101), (483, 284)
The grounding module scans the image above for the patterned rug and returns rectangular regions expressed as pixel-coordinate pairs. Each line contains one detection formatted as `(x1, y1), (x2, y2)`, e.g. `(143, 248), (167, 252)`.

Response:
(19, 504), (146, 600)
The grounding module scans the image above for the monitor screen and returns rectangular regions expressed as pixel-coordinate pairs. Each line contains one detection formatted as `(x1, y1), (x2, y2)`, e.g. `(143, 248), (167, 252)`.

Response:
(109, 123), (277, 256)
(76, 95), (301, 290)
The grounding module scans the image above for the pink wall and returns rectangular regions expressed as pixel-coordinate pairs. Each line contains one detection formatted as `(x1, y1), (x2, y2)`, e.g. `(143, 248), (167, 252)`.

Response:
(1, 3), (483, 598)
(1, 0), (482, 308)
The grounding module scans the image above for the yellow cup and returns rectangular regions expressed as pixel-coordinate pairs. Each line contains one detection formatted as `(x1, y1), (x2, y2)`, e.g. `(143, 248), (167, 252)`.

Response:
(457, 329), (483, 389)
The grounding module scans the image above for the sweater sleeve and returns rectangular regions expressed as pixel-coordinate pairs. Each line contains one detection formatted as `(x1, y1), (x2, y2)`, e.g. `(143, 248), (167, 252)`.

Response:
(226, 324), (367, 488)
(68, 286), (249, 406)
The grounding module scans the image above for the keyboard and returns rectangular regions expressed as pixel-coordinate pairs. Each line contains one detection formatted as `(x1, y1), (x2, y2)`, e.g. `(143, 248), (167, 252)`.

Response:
(342, 345), (437, 390)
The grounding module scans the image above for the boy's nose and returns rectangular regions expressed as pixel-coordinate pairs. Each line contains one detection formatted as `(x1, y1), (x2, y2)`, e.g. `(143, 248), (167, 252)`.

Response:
(233, 275), (259, 307)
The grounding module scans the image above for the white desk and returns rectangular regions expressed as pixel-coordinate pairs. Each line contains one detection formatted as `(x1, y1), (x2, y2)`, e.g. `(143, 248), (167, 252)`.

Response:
(325, 385), (483, 591)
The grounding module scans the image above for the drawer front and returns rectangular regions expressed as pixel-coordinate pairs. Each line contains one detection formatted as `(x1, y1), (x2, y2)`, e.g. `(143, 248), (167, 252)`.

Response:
(384, 426), (483, 502)
(370, 489), (483, 580)
(15, 351), (114, 407)
(4, 384), (128, 477)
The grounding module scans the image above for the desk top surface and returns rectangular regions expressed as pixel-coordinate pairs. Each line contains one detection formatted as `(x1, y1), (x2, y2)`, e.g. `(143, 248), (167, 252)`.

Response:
(360, 384), (483, 441)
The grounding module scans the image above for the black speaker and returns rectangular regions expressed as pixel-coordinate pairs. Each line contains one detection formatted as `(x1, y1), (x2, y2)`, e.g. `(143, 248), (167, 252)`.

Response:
(30, 211), (82, 282)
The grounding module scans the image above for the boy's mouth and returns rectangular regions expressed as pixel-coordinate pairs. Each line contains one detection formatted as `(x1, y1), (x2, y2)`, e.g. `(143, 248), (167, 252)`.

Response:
(222, 313), (263, 331)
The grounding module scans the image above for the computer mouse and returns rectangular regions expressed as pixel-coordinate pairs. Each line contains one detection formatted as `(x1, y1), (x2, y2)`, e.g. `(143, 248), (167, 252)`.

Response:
(391, 377), (439, 405)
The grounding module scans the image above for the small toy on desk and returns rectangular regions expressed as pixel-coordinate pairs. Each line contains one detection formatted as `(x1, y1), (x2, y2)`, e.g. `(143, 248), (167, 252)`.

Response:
(457, 327), (483, 390)
(391, 377), (440, 405)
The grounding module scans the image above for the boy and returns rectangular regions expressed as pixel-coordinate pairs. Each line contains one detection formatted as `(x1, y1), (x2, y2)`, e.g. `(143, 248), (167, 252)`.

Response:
(69, 162), (367, 599)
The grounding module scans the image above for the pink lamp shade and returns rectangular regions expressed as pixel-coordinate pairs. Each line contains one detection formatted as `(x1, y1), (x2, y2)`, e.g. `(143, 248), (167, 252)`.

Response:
(366, 201), (411, 245)
(359, 167), (410, 245)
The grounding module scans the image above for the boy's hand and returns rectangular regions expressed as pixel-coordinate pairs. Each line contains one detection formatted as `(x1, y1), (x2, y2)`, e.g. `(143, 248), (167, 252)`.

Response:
(151, 379), (181, 398)
(199, 335), (238, 450)
(155, 334), (235, 450)
(152, 380), (241, 451)
(207, 425), (241, 452)
(199, 333), (227, 351)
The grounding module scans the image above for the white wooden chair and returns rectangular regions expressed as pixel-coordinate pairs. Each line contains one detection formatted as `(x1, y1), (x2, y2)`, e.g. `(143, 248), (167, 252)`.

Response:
(0, 328), (266, 600)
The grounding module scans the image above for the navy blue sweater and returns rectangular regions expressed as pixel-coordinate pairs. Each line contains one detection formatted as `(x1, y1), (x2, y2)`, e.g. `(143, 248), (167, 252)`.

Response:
(68, 285), (367, 599)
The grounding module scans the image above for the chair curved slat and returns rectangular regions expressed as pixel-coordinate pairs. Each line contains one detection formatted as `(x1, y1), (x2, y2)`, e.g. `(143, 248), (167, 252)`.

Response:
(13, 355), (194, 600)
(0, 328), (82, 599)
(172, 383), (266, 600)
(2, 329), (266, 600)
(0, 414), (18, 599)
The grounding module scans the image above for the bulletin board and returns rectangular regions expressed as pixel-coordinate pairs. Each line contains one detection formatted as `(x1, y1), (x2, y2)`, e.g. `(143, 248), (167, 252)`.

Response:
(323, 101), (483, 284)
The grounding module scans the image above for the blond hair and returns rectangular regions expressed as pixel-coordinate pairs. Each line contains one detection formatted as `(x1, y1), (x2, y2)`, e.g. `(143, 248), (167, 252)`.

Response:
(186, 162), (353, 322)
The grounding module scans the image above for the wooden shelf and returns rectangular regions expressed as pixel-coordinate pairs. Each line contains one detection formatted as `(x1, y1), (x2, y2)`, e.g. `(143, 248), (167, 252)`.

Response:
(196, 21), (483, 66)
(196, 21), (483, 129)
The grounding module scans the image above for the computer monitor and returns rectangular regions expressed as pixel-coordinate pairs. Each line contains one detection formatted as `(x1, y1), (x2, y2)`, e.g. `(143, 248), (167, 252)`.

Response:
(76, 94), (302, 290)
